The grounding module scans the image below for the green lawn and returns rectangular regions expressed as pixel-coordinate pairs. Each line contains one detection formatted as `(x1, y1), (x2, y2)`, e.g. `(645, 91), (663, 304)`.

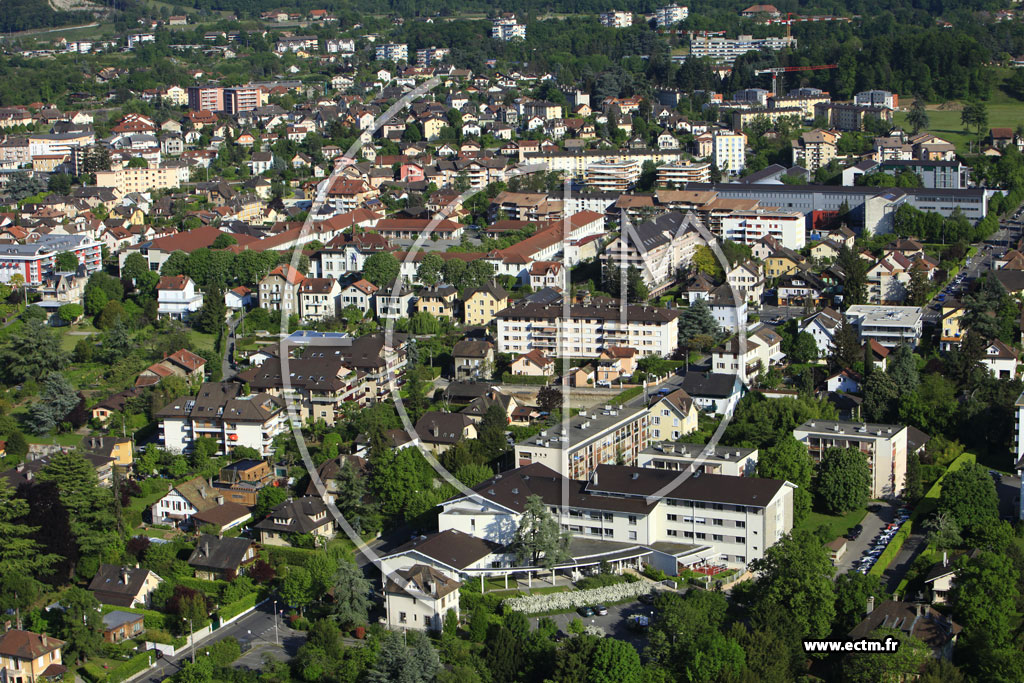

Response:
(894, 103), (1024, 156)
(797, 507), (868, 541)
(25, 432), (84, 447)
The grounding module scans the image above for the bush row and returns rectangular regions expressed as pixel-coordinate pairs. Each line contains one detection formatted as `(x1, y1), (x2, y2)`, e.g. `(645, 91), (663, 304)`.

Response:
(219, 592), (260, 623)
(503, 580), (652, 614)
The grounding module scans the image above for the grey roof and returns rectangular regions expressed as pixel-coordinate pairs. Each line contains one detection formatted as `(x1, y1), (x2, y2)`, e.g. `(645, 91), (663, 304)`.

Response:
(102, 611), (143, 631)
(679, 372), (741, 399)
(188, 534), (255, 571)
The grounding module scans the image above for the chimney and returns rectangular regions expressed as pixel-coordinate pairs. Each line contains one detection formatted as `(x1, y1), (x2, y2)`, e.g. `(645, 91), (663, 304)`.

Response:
(866, 596), (875, 615)
(121, 567), (130, 585)
(943, 551), (947, 567)
(593, 470), (598, 486)
(204, 541), (210, 557)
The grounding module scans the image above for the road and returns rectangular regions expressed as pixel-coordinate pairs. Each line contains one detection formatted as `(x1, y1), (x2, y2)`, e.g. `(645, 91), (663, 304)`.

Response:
(138, 601), (304, 683)
(221, 314), (242, 380)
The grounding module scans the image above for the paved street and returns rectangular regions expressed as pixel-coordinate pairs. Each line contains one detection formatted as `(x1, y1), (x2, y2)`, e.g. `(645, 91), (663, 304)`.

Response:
(138, 601), (304, 683)
(757, 304), (808, 323)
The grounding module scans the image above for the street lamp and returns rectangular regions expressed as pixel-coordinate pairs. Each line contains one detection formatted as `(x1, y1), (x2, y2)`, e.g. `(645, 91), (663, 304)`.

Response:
(183, 616), (195, 664)
(273, 599), (279, 646)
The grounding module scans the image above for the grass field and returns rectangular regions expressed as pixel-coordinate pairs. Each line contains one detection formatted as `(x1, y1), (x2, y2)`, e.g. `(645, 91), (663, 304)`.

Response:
(797, 507), (868, 541)
(894, 104), (1024, 155)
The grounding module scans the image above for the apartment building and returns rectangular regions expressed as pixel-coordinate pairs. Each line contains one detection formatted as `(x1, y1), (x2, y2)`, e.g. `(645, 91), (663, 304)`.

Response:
(95, 165), (180, 195)
(437, 462), (793, 571)
(638, 442), (758, 477)
(28, 130), (94, 158)
(224, 87), (260, 115)
(187, 85), (224, 112)
(854, 90), (898, 110)
(375, 43), (408, 62)
(771, 89), (832, 119)
(156, 275), (204, 320)
(238, 356), (364, 424)
(295, 332), (409, 404)
(492, 14), (526, 40)
(514, 404), (649, 478)
(496, 298), (680, 358)
(0, 234), (102, 285)
(157, 382), (288, 458)
(600, 10), (633, 27)
(731, 107), (804, 132)
(720, 209), (805, 250)
(258, 265), (304, 313)
(713, 130), (747, 174)
(585, 158), (642, 191)
(655, 4), (689, 26)
(656, 160), (711, 185)
(844, 305), (923, 348)
(600, 211), (706, 294)
(688, 33), (796, 64)
(522, 148), (688, 180)
(793, 420), (908, 498)
(813, 103), (894, 132)
(791, 129), (839, 173)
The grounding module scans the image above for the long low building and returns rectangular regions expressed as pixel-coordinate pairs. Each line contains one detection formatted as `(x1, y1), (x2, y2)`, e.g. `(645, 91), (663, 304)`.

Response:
(496, 297), (680, 358)
(676, 182), (989, 235)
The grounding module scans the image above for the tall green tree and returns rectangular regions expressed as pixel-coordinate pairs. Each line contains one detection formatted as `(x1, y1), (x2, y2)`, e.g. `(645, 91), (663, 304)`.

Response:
(0, 319), (70, 383)
(907, 99), (930, 135)
(362, 252), (400, 287)
(511, 494), (571, 568)
(757, 436), (813, 523)
(38, 451), (118, 566)
(953, 551), (1019, 652)
(750, 529), (836, 640)
(829, 317), (861, 370)
(842, 628), (931, 683)
(937, 462), (999, 540)
(815, 447), (871, 515)
(26, 373), (80, 435)
(678, 298), (721, 349)
(0, 480), (56, 616)
(279, 566), (314, 615)
(329, 561), (372, 628)
(365, 630), (438, 683)
(58, 587), (104, 663)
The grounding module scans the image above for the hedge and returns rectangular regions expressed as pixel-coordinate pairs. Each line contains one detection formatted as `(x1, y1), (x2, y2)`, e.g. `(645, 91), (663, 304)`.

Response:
(264, 545), (318, 568)
(219, 592), (259, 622)
(609, 386), (643, 405)
(501, 372), (550, 385)
(108, 652), (155, 683)
(868, 518), (913, 577)
(81, 663), (107, 683)
(176, 577), (227, 597)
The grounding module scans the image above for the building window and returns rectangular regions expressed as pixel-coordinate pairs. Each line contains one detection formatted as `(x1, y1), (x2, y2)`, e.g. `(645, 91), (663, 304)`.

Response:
(628, 531), (637, 540)
(628, 515), (637, 525)
(399, 612), (407, 623)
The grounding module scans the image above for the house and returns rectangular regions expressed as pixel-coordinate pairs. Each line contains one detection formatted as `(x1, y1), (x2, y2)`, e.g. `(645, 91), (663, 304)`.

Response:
(415, 284), (459, 318)
(709, 284), (747, 332)
(373, 279), (415, 319)
(385, 564), (461, 632)
(648, 389), (698, 441)
(102, 611), (144, 643)
(463, 282), (509, 326)
(414, 412), (478, 454)
(826, 368), (863, 394)
(638, 442), (757, 476)
(88, 565), (163, 607)
(596, 346), (637, 384)
(157, 275), (204, 320)
(981, 338), (1017, 379)
(679, 372), (745, 414)
(452, 339), (495, 381)
(726, 261), (763, 305)
(801, 307), (842, 356)
(255, 497), (336, 546)
(136, 348), (207, 387)
(340, 278), (379, 314)
(259, 265), (305, 313)
(190, 502), (252, 533)
(0, 630), (65, 683)
(225, 286), (252, 310)
(187, 534), (258, 580)
(298, 277), (341, 321)
(80, 436), (133, 470)
(150, 476), (226, 524)
(510, 349), (554, 377)
(923, 550), (978, 604)
(793, 420), (908, 498)
(849, 599), (961, 660)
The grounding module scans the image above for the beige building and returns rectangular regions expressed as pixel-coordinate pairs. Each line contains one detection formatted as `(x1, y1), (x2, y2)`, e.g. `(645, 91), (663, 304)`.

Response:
(647, 389), (699, 441)
(385, 564), (461, 632)
(95, 166), (180, 195)
(793, 420), (908, 498)
(791, 129), (839, 173)
(463, 282), (509, 326)
(0, 631), (65, 683)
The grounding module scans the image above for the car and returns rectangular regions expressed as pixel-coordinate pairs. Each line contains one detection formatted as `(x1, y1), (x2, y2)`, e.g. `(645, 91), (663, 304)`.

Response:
(845, 525), (863, 540)
(596, 380), (612, 388)
(577, 606), (595, 617)
(593, 605), (609, 616)
(638, 592), (657, 605)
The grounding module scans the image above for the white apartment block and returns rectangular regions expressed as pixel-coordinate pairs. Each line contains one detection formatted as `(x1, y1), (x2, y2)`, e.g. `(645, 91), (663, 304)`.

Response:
(585, 158), (642, 191)
(655, 4), (689, 26)
(496, 300), (680, 358)
(600, 11), (634, 27)
(720, 209), (806, 250)
(0, 234), (102, 285)
(844, 305), (923, 348)
(713, 130), (747, 174)
(492, 16), (526, 40)
(657, 160), (711, 185)
(156, 382), (289, 458)
(375, 43), (408, 62)
(854, 90), (898, 110)
(523, 148), (688, 179)
(688, 34), (797, 65)
(95, 166), (180, 195)
(514, 405), (649, 479)
(793, 420), (908, 499)
(638, 442), (758, 477)
(438, 462), (794, 571)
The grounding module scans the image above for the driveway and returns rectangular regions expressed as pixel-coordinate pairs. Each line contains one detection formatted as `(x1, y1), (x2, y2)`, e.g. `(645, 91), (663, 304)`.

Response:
(835, 503), (895, 576)
(529, 598), (661, 650)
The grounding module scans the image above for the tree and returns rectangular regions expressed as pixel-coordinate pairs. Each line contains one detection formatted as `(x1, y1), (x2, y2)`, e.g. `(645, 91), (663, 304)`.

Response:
(904, 451), (923, 504)
(833, 571), (885, 632)
(954, 551), (1019, 651)
(843, 628), (931, 683)
(536, 386), (562, 414)
(95, 300), (126, 330)
(511, 494), (570, 568)
(757, 436), (812, 523)
(691, 245), (723, 279)
(253, 485), (288, 520)
(937, 462), (999, 540)
(0, 319), (70, 383)
(279, 566), (314, 615)
(830, 317), (861, 370)
(416, 253), (444, 286)
(887, 344), (919, 391)
(924, 512), (963, 550)
(862, 372), (899, 423)
(26, 373), (80, 435)
(678, 298), (721, 348)
(815, 447), (871, 515)
(788, 332), (818, 363)
(59, 586), (104, 663)
(750, 529), (836, 640)
(589, 638), (643, 683)
(57, 303), (84, 325)
(0, 480), (56, 614)
(625, 265), (649, 302)
(365, 630), (438, 683)
(38, 451), (117, 571)
(211, 233), (237, 249)
(194, 285), (226, 334)
(907, 268), (930, 306)
(334, 458), (372, 533)
(55, 251), (79, 273)
(907, 99), (930, 134)
(362, 252), (400, 287)
(330, 561), (372, 627)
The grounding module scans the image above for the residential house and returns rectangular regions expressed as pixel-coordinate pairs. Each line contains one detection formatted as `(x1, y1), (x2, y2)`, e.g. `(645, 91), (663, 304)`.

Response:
(726, 261), (763, 305)
(340, 278), (379, 314)
(452, 340), (495, 381)
(0, 631), (65, 683)
(225, 286), (252, 310)
(102, 612), (144, 644)
(385, 565), (461, 632)
(157, 275), (204, 320)
(298, 277), (341, 321)
(150, 476), (227, 525)
(414, 412), (478, 454)
(981, 338), (1017, 379)
(80, 436), (133, 471)
(648, 389), (698, 441)
(415, 284), (459, 319)
(679, 372), (745, 414)
(187, 534), (258, 580)
(802, 307), (842, 356)
(463, 282), (509, 326)
(190, 502), (252, 534)
(259, 265), (305, 313)
(596, 346), (637, 384)
(88, 565), (163, 607)
(510, 349), (554, 377)
(373, 280), (415, 319)
(255, 497), (336, 546)
(849, 599), (960, 660)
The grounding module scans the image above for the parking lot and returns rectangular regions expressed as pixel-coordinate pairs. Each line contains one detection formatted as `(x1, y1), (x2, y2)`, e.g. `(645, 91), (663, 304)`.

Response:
(836, 502), (910, 576)
(529, 597), (662, 648)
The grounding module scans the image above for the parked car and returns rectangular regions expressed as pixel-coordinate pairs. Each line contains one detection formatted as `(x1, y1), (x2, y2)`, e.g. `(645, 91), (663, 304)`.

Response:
(846, 525), (863, 540)
(593, 605), (609, 616)
(577, 606), (595, 617)
(638, 592), (657, 605)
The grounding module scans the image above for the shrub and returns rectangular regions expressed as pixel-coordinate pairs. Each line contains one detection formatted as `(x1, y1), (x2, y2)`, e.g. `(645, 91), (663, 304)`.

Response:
(575, 574), (631, 590)
(107, 652), (154, 683)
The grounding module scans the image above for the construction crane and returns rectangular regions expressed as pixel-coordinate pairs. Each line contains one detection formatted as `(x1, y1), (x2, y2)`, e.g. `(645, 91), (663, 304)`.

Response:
(754, 64), (837, 97)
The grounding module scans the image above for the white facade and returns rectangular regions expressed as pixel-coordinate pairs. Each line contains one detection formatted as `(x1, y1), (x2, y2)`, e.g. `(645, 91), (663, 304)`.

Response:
(655, 4), (689, 26)
(793, 420), (908, 499)
(375, 43), (408, 62)
(688, 34), (797, 65)
(599, 11), (633, 27)
(157, 278), (204, 320)
(492, 17), (526, 40)
(844, 305), (923, 348)
(713, 131), (747, 174)
(854, 90), (897, 110)
(720, 210), (805, 250)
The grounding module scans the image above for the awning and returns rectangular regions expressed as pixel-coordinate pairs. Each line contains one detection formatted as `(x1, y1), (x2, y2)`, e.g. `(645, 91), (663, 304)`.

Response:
(770, 352), (786, 363)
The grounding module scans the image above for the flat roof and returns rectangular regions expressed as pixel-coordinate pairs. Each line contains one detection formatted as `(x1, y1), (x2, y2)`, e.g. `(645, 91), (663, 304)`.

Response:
(795, 420), (907, 438)
(845, 305), (923, 326)
(517, 404), (647, 453)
